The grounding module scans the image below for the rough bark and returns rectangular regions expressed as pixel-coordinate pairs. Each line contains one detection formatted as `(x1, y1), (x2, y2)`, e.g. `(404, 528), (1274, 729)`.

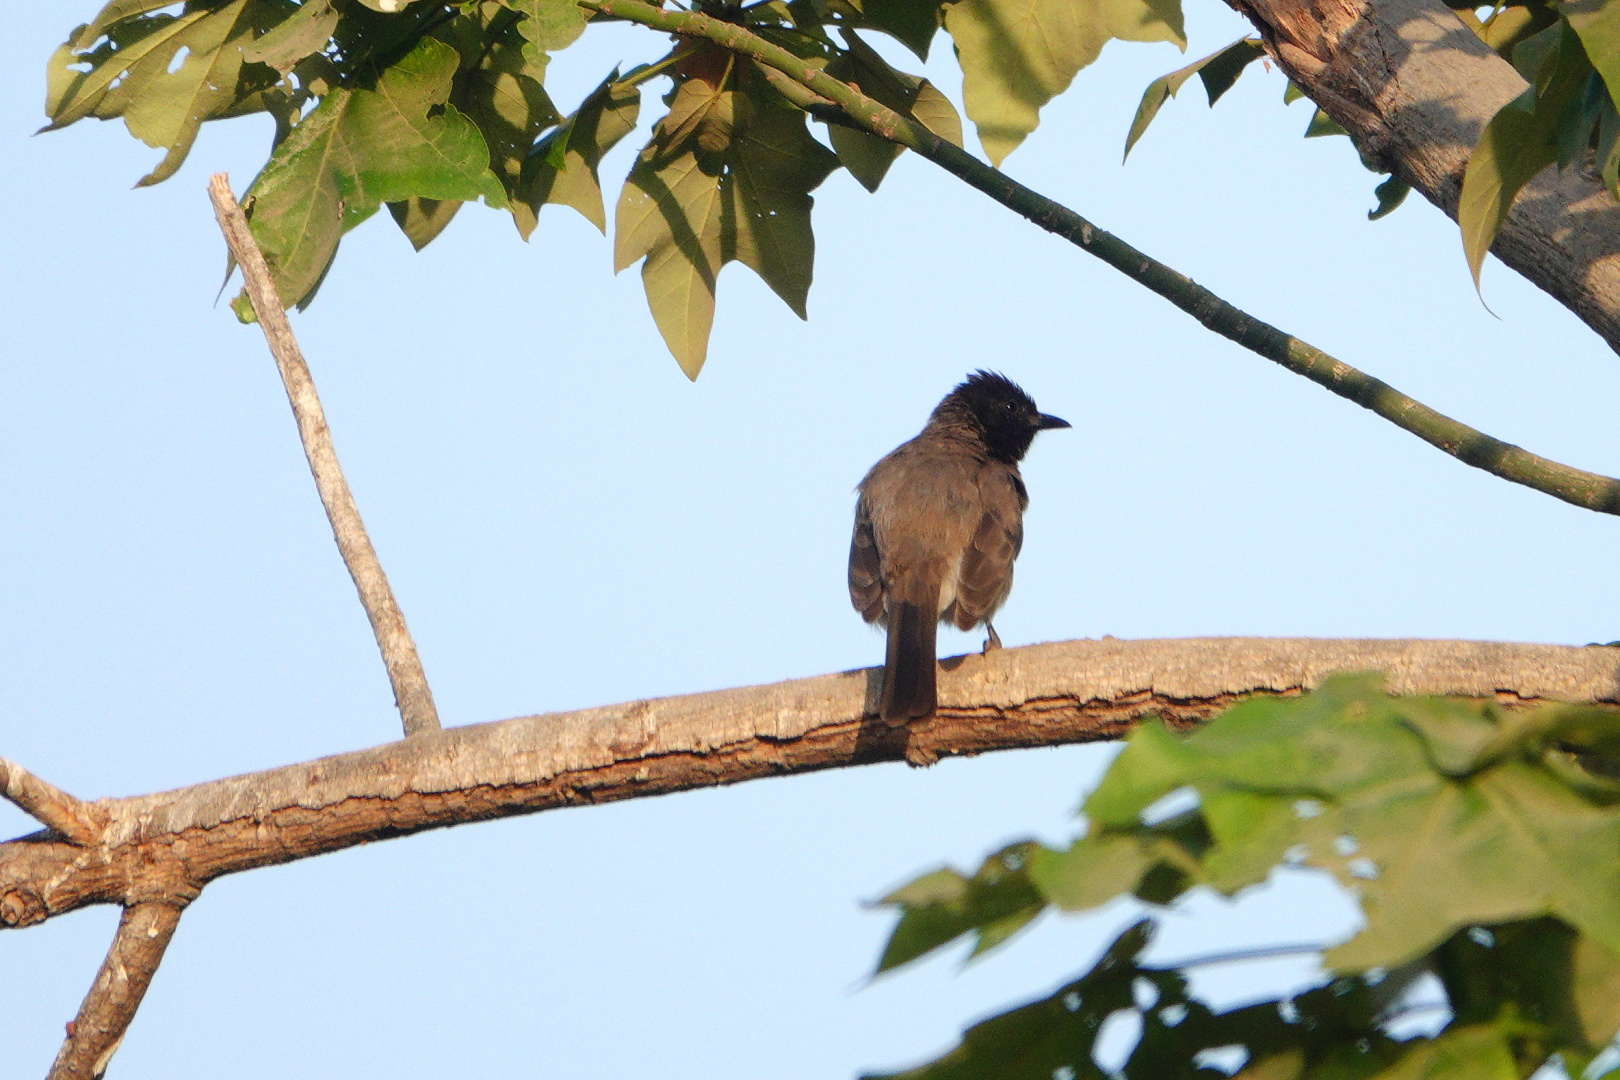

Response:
(47, 902), (184, 1080)
(5, 637), (1618, 936)
(1229, 0), (1620, 352)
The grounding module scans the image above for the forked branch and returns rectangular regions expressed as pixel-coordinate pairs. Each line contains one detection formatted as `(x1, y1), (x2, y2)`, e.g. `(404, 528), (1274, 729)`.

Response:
(0, 758), (101, 847)
(5, 637), (1618, 937)
(583, 0), (1620, 517)
(207, 174), (440, 736)
(47, 902), (184, 1080)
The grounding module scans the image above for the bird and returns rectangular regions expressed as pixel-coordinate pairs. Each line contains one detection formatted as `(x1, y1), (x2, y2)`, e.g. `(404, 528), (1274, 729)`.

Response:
(848, 371), (1070, 724)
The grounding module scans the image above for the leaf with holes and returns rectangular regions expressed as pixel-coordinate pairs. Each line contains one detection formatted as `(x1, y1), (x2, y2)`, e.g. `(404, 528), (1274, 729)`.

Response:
(46, 0), (292, 184)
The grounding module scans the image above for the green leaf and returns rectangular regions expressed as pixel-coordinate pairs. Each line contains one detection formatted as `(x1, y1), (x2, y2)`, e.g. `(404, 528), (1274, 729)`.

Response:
(870, 842), (1045, 974)
(242, 0), (339, 72)
(1459, 21), (1591, 289)
(1367, 173), (1406, 220)
(517, 72), (641, 235)
(1028, 832), (1149, 911)
(825, 33), (963, 192)
(46, 0), (294, 185)
(47, 8), (213, 130)
(1067, 676), (1620, 971)
(243, 36), (507, 308)
(945, 0), (1185, 164)
(499, 0), (590, 52)
(862, 922), (1154, 1080)
(387, 196), (463, 250)
(1123, 37), (1262, 160)
(1369, 1024), (1517, 1080)
(857, 0), (947, 58)
(1304, 106), (1347, 138)
(1561, 0), (1620, 114)
(1573, 933), (1620, 1049)
(439, 8), (560, 224)
(615, 77), (836, 377)
(72, 0), (190, 50)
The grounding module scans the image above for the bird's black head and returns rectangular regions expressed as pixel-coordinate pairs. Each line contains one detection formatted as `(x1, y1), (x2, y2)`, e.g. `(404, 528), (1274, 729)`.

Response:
(938, 370), (1070, 463)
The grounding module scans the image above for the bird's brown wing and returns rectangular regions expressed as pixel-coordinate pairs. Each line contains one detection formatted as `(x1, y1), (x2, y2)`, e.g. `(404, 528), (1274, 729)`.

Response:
(848, 496), (886, 624)
(949, 471), (1026, 630)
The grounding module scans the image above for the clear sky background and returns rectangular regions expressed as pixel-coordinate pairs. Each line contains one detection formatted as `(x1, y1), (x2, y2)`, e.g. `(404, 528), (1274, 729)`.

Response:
(4, 2), (1619, 1077)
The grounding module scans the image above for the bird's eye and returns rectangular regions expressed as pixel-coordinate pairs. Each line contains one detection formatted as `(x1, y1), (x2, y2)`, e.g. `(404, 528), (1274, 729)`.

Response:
(1003, 401), (1015, 411)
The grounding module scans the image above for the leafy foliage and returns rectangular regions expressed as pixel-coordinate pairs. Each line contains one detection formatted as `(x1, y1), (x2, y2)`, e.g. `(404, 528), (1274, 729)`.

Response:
(41, 0), (1620, 360)
(614, 58), (839, 375)
(1459, 11), (1620, 288)
(43, 0), (1189, 375)
(868, 675), (1620, 1079)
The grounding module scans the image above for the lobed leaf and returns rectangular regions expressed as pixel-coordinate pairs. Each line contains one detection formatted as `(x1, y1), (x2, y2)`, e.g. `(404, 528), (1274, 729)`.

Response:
(615, 75), (836, 377)
(517, 72), (642, 235)
(945, 0), (1185, 164)
(427, 7), (559, 247)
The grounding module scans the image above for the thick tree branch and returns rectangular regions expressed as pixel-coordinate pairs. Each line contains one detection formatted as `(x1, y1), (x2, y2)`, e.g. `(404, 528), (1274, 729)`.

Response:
(1228, 0), (1620, 354)
(583, 0), (1620, 516)
(4, 638), (1617, 937)
(208, 174), (440, 737)
(0, 758), (101, 847)
(48, 901), (184, 1080)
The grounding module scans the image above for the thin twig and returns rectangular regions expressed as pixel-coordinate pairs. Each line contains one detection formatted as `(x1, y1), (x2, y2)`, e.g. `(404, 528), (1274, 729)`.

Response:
(47, 901), (183, 1080)
(207, 174), (440, 736)
(1146, 942), (1327, 970)
(583, 0), (1620, 517)
(0, 757), (100, 847)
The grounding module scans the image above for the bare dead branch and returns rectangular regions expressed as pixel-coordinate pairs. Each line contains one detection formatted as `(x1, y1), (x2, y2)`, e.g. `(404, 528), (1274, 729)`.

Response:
(47, 901), (184, 1080)
(206, 173), (440, 737)
(5, 637), (1616, 937)
(0, 758), (101, 847)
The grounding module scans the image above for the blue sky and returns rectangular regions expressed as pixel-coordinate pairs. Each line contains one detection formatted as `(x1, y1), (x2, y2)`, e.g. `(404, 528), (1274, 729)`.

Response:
(4, 2), (1619, 1077)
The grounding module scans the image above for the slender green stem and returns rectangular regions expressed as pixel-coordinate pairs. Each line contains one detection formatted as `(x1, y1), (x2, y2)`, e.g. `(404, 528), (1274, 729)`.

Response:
(583, 0), (1620, 516)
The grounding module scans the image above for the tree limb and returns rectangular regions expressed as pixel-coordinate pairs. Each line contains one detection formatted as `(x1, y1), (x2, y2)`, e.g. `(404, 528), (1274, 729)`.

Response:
(48, 901), (184, 1080)
(0, 758), (102, 847)
(4, 637), (1616, 936)
(207, 174), (440, 737)
(1227, 0), (1620, 354)
(581, 0), (1620, 516)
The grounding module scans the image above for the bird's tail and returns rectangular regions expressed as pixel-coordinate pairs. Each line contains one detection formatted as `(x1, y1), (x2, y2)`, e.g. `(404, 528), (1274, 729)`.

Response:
(881, 600), (937, 725)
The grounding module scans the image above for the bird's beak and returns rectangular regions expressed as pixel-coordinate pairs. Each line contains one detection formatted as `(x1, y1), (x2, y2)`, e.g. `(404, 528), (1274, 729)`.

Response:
(1036, 413), (1071, 430)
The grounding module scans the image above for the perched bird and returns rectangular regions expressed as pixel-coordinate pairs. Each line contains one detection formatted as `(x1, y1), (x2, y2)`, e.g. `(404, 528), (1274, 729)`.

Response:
(849, 371), (1070, 724)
